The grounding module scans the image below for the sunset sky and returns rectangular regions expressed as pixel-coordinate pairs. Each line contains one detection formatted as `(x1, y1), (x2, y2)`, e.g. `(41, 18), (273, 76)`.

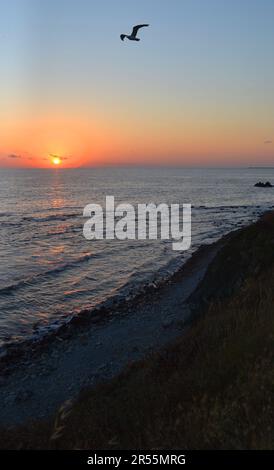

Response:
(0, 0), (274, 168)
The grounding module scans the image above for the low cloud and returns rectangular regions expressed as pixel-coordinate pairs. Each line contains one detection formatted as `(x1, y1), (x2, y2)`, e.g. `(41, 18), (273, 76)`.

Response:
(264, 140), (272, 145)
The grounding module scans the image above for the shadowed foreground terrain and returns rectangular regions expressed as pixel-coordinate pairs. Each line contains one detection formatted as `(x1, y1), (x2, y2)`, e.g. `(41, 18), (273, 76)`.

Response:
(1, 212), (274, 449)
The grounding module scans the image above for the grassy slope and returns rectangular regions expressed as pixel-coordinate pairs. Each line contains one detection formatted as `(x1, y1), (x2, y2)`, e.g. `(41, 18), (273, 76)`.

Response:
(1, 212), (274, 449)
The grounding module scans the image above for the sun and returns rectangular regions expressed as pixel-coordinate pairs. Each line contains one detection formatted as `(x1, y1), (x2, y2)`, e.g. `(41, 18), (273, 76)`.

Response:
(52, 157), (61, 165)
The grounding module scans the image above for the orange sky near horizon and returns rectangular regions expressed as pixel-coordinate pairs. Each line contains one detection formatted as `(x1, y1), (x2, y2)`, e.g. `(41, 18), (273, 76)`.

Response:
(0, 107), (273, 168)
(1, 75), (273, 168)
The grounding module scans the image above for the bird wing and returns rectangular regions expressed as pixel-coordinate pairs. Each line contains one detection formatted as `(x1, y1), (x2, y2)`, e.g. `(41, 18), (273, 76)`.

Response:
(131, 24), (149, 37)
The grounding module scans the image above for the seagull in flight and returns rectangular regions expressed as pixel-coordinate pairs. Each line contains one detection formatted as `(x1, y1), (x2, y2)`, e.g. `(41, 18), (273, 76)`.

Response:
(120, 24), (149, 42)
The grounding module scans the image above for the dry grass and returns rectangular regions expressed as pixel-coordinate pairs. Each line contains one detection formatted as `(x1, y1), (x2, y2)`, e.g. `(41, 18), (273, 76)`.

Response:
(1, 213), (274, 449)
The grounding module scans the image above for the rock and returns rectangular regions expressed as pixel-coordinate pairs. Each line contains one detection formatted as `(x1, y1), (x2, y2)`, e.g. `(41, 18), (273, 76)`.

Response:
(162, 319), (174, 329)
(91, 372), (100, 380)
(254, 181), (273, 188)
(188, 302), (199, 311)
(15, 389), (33, 403)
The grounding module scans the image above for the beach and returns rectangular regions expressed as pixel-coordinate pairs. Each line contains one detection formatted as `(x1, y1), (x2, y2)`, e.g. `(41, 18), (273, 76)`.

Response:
(0, 233), (223, 426)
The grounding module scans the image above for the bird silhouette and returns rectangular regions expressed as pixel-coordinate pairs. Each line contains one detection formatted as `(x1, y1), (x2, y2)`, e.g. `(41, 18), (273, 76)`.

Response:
(120, 24), (149, 42)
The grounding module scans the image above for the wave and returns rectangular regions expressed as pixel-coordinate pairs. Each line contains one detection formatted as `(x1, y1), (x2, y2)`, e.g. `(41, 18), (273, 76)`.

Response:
(0, 252), (96, 296)
(31, 205), (81, 213)
(194, 204), (254, 211)
(22, 212), (80, 223)
(0, 212), (80, 229)
(0, 212), (12, 218)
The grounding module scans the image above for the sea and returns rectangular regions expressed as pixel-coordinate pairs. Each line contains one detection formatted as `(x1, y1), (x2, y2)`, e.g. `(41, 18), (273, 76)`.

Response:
(1, 166), (274, 350)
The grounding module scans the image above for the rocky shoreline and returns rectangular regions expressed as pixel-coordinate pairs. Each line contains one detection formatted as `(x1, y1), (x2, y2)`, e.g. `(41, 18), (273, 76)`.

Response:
(0, 237), (227, 377)
(0, 234), (228, 426)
